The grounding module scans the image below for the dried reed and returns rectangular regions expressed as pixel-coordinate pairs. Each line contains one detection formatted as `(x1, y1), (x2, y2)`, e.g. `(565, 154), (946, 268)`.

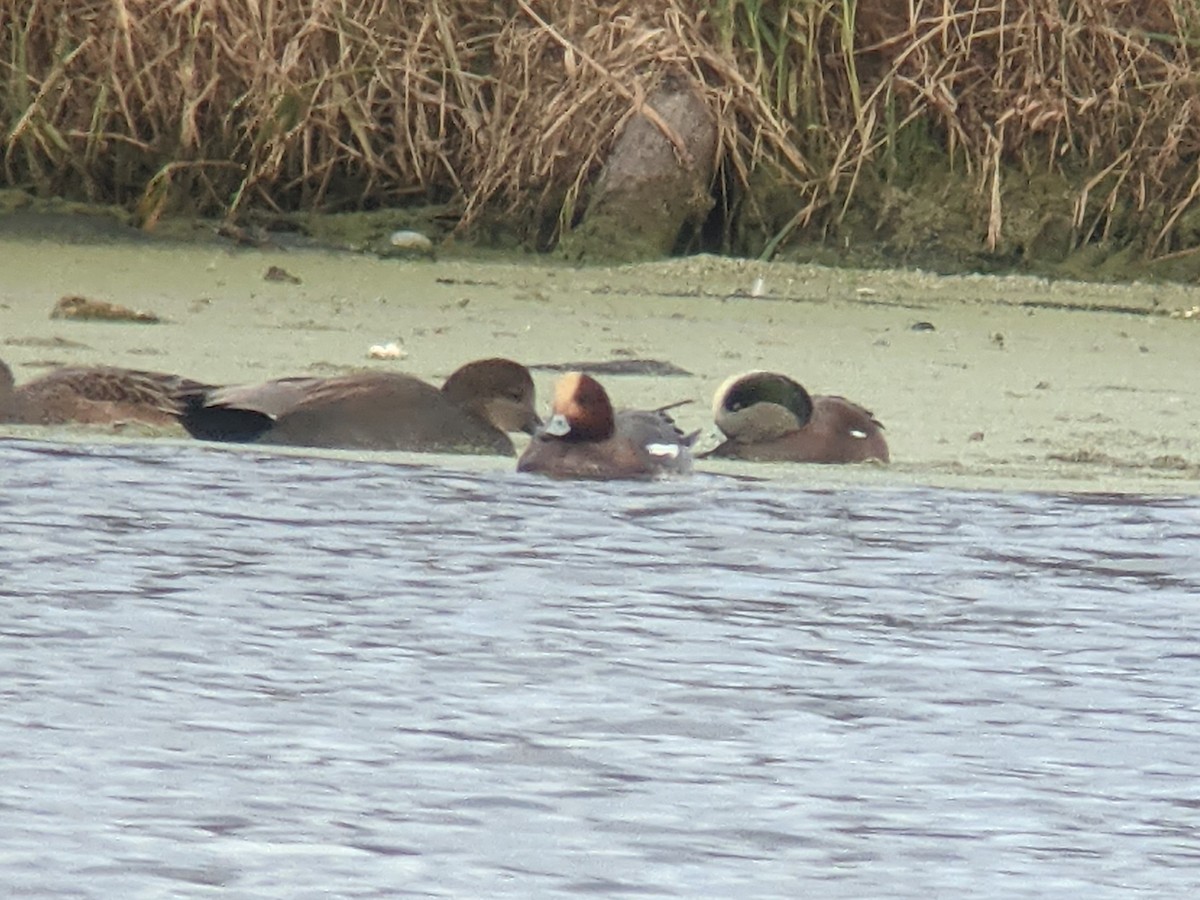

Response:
(2, 0), (1199, 260)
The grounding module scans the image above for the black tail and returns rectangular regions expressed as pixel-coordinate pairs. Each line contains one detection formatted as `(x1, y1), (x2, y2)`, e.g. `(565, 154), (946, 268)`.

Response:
(175, 388), (275, 443)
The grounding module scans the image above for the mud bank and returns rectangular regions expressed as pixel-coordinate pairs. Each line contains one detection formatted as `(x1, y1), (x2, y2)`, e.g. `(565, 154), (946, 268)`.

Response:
(1, 236), (1197, 493)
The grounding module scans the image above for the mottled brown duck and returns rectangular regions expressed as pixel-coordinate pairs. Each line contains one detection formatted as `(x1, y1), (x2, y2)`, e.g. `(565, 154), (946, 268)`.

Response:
(1, 357), (210, 427)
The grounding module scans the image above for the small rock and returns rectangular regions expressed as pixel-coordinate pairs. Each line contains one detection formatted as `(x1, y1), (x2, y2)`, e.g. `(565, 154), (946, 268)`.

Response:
(216, 221), (275, 248)
(50, 295), (160, 324)
(264, 266), (301, 284)
(384, 230), (435, 258)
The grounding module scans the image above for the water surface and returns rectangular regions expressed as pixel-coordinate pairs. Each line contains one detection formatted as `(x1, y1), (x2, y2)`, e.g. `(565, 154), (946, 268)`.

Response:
(2, 439), (1199, 898)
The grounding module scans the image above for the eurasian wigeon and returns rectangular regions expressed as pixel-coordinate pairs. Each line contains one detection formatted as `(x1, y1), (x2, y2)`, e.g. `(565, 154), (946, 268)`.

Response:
(517, 371), (694, 478)
(706, 370), (889, 464)
(176, 357), (540, 454)
(0, 357), (210, 427)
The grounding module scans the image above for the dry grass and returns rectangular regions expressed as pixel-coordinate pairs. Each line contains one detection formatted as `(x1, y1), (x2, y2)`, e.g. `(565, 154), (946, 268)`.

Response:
(841, 0), (1200, 256)
(3, 0), (1200, 260)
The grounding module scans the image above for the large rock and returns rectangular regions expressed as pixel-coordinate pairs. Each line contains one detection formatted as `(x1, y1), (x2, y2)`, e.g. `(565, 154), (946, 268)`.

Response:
(561, 72), (717, 262)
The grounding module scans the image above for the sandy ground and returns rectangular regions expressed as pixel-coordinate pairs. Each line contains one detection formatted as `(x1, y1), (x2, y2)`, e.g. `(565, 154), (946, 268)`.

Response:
(1, 234), (1198, 493)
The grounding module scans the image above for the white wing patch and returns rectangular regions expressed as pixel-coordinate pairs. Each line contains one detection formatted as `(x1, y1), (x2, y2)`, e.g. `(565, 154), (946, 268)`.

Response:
(646, 442), (680, 458)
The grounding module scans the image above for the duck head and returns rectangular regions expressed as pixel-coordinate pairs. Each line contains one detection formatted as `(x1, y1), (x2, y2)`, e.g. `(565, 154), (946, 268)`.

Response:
(442, 358), (541, 435)
(713, 370), (814, 442)
(543, 372), (614, 441)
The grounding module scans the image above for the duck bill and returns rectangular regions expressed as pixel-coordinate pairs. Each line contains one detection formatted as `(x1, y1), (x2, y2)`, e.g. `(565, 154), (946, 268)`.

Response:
(541, 413), (571, 437)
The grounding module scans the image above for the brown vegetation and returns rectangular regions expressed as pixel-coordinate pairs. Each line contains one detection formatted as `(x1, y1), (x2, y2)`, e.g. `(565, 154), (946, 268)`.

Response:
(2, 1), (1200, 266)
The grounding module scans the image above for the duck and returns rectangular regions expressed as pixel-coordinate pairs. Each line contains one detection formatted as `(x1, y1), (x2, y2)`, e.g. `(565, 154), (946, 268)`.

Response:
(0, 357), (210, 427)
(705, 370), (889, 463)
(517, 371), (694, 478)
(175, 357), (541, 454)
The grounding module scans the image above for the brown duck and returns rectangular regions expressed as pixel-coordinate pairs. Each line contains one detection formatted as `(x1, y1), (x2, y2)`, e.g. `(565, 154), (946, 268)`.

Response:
(706, 370), (889, 464)
(176, 358), (541, 455)
(1, 357), (209, 427)
(517, 372), (694, 479)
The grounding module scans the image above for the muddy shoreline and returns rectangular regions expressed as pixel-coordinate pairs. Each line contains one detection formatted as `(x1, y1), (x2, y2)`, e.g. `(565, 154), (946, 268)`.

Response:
(1, 233), (1197, 493)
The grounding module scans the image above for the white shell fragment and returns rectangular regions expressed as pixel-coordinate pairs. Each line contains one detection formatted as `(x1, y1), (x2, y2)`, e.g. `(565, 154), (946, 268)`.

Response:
(368, 341), (407, 360)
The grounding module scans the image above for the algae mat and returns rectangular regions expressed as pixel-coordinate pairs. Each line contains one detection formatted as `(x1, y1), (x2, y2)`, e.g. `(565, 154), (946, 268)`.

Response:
(1, 236), (1197, 493)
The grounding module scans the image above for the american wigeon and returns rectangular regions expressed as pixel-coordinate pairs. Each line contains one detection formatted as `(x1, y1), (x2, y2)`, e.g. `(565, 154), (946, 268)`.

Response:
(518, 372), (694, 478)
(0, 357), (209, 427)
(706, 370), (889, 464)
(176, 358), (541, 454)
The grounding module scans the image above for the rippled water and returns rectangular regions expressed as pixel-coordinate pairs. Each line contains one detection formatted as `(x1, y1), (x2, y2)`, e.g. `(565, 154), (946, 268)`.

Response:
(2, 439), (1199, 898)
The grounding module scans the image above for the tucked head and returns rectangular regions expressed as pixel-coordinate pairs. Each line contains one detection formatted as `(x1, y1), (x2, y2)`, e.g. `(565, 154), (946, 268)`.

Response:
(713, 370), (814, 441)
(441, 358), (541, 435)
(544, 372), (614, 441)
